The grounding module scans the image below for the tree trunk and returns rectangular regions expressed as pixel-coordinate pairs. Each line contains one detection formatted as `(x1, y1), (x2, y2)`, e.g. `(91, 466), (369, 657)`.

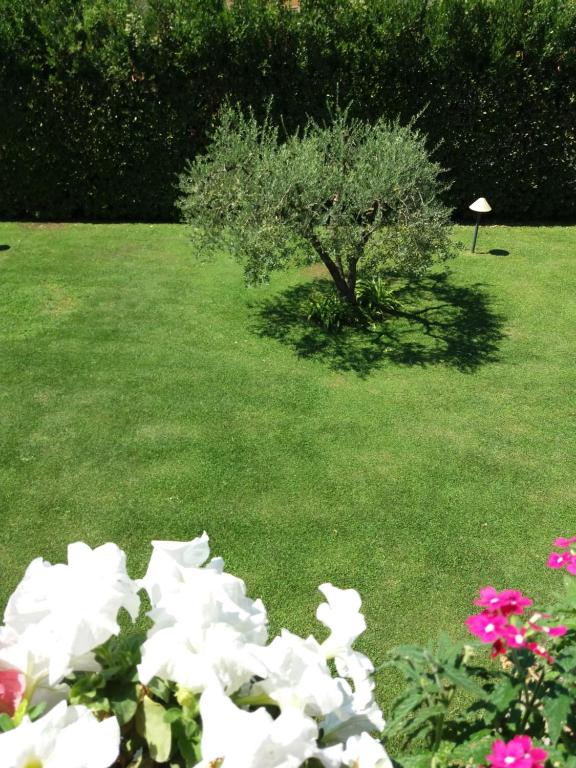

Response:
(347, 256), (358, 299)
(310, 234), (357, 305)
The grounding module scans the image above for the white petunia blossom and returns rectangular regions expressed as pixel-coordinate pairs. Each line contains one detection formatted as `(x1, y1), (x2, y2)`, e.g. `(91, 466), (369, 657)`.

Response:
(5, 543), (140, 638)
(1, 543), (140, 690)
(147, 567), (268, 645)
(251, 630), (344, 717)
(0, 625), (98, 709)
(316, 585), (380, 708)
(319, 678), (385, 745)
(341, 733), (393, 768)
(138, 620), (267, 693)
(139, 533), (221, 606)
(314, 734), (392, 768)
(138, 534), (268, 694)
(198, 685), (318, 768)
(333, 648), (374, 688)
(0, 701), (120, 768)
(317, 583), (366, 660)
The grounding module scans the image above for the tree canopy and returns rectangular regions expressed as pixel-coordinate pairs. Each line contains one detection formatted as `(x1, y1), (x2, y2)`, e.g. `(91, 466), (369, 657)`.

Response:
(178, 106), (455, 307)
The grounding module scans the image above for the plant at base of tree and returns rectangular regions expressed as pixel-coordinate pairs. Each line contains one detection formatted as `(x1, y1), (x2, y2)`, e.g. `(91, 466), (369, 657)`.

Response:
(177, 104), (456, 317)
(307, 277), (402, 331)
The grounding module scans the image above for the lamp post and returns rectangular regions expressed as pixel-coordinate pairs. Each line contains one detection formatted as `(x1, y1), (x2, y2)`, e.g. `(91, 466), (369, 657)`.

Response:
(469, 197), (492, 252)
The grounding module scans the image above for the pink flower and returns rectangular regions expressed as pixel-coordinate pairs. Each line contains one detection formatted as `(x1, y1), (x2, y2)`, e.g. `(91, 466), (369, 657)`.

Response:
(475, 586), (507, 611)
(547, 551), (574, 569)
(553, 536), (576, 548)
(0, 668), (26, 717)
(527, 642), (555, 664)
(567, 559), (576, 575)
(529, 621), (568, 638)
(487, 735), (548, 768)
(501, 625), (527, 649)
(474, 587), (532, 616)
(466, 612), (507, 643)
(545, 625), (567, 637)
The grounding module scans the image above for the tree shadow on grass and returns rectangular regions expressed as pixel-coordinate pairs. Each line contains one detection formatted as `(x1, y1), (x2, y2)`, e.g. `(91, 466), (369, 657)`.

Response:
(251, 271), (506, 377)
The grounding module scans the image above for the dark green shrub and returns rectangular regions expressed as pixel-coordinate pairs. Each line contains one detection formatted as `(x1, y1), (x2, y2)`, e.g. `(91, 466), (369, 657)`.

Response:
(0, 0), (574, 222)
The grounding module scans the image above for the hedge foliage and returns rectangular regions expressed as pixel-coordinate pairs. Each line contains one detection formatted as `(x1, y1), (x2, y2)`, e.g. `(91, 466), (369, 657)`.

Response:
(0, 0), (575, 222)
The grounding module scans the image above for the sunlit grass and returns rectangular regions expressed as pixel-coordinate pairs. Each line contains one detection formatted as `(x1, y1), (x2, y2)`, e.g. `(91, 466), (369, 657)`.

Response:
(0, 221), (574, 706)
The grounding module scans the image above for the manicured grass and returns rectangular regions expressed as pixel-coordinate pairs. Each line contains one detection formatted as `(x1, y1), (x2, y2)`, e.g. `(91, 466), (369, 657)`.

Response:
(0, 222), (575, 705)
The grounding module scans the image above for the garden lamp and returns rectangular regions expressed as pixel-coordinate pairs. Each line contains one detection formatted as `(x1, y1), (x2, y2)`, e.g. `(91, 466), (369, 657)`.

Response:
(469, 197), (492, 252)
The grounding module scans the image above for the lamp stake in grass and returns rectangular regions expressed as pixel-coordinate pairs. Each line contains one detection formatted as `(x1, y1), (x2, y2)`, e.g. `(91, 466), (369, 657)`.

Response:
(469, 197), (492, 252)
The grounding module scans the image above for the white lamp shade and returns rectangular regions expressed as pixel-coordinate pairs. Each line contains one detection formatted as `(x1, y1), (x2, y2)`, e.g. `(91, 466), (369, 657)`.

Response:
(469, 197), (492, 213)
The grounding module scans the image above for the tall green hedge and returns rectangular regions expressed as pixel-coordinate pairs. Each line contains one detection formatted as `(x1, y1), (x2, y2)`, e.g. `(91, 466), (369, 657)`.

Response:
(1, 0), (575, 222)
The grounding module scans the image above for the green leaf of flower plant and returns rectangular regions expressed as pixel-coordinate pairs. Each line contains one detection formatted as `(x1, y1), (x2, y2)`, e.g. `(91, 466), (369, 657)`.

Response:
(397, 753), (436, 768)
(543, 689), (571, 744)
(487, 678), (522, 713)
(164, 707), (183, 725)
(112, 695), (138, 726)
(136, 696), (172, 762)
(386, 693), (426, 736)
(451, 733), (494, 764)
(442, 665), (485, 697)
(148, 677), (172, 704)
(0, 714), (15, 732)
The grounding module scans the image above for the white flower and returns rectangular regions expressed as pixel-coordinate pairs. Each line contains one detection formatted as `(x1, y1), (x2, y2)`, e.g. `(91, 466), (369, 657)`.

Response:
(149, 569), (268, 645)
(1, 543), (140, 687)
(251, 630), (343, 717)
(140, 536), (267, 645)
(138, 621), (266, 694)
(0, 625), (98, 707)
(317, 583), (366, 660)
(316, 584), (380, 713)
(0, 701), (120, 768)
(313, 734), (393, 768)
(138, 535), (267, 694)
(139, 533), (219, 606)
(198, 686), (318, 768)
(320, 678), (385, 745)
(333, 649), (377, 703)
(341, 733), (393, 768)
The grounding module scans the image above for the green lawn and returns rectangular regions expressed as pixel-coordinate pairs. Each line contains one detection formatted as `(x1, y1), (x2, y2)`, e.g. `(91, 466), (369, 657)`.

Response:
(0, 222), (574, 704)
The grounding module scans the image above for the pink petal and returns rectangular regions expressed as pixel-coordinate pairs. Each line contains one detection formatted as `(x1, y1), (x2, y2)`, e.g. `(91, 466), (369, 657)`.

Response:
(513, 735), (532, 752)
(474, 586), (499, 607)
(554, 536), (576, 547)
(487, 740), (507, 767)
(0, 668), (26, 717)
(500, 590), (533, 615)
(502, 625), (526, 648)
(466, 612), (506, 643)
(528, 642), (555, 664)
(545, 625), (567, 637)
(548, 552), (568, 568)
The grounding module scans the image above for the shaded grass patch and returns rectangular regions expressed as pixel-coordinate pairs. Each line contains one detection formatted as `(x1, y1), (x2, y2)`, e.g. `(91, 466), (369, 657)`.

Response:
(253, 271), (506, 376)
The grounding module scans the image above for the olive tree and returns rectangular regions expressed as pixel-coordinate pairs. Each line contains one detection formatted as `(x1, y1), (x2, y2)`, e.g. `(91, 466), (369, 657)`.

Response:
(178, 106), (455, 307)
